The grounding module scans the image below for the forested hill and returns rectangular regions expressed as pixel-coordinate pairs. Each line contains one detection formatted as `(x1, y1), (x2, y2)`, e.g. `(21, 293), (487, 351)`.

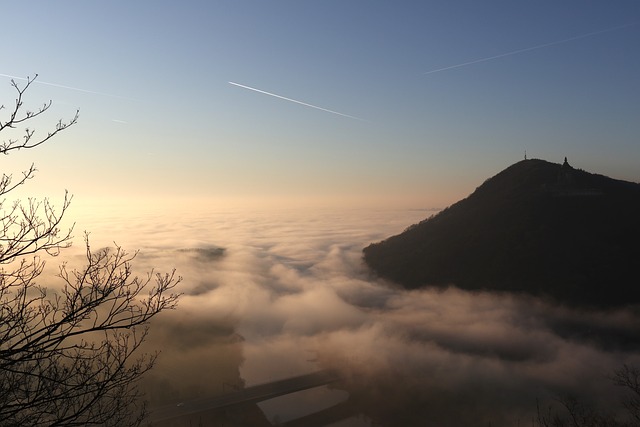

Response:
(363, 159), (640, 308)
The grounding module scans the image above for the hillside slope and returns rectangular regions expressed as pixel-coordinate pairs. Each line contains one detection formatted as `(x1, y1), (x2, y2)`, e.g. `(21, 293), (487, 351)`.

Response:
(363, 159), (640, 307)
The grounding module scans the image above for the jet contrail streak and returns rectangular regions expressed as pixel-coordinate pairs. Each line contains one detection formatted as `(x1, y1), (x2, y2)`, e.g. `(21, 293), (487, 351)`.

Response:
(228, 81), (366, 121)
(424, 22), (637, 75)
(0, 73), (138, 100)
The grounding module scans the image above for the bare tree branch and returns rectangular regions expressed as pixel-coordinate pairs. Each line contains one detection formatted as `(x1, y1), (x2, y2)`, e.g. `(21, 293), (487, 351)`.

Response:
(0, 76), (181, 426)
(0, 74), (79, 155)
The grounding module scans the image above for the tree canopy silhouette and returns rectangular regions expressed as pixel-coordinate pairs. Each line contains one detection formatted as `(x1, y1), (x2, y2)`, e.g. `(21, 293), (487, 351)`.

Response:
(0, 75), (181, 426)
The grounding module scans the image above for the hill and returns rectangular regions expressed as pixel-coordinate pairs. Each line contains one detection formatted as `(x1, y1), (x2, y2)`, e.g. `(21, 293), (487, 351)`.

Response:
(363, 159), (640, 307)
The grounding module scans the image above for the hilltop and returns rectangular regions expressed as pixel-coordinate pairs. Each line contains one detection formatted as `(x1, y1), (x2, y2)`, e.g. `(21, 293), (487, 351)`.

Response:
(363, 159), (640, 307)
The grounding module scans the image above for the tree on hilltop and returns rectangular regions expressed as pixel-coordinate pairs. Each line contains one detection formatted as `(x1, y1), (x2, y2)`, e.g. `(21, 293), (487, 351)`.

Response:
(0, 75), (181, 426)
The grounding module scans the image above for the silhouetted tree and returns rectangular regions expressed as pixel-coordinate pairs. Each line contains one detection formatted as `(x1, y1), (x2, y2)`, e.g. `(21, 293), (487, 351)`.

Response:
(535, 366), (640, 427)
(613, 365), (640, 425)
(0, 75), (181, 426)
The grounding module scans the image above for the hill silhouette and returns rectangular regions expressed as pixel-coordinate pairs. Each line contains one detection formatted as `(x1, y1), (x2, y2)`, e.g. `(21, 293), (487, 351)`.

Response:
(363, 159), (640, 308)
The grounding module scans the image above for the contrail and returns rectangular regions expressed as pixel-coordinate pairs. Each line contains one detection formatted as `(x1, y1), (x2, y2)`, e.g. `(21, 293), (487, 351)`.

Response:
(228, 81), (367, 121)
(0, 73), (137, 100)
(424, 22), (637, 75)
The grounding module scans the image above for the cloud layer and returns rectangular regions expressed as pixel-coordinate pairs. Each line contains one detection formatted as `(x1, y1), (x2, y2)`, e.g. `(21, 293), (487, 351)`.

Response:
(63, 205), (640, 426)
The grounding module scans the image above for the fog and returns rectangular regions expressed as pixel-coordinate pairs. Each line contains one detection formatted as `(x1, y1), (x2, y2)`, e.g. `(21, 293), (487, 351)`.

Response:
(62, 204), (640, 426)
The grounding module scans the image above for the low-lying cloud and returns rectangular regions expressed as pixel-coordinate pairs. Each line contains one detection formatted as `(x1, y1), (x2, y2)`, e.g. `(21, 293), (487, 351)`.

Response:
(65, 206), (640, 426)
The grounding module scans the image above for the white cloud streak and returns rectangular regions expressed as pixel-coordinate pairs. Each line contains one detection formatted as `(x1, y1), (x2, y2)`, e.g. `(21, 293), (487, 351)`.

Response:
(228, 81), (367, 122)
(423, 22), (637, 75)
(0, 73), (138, 100)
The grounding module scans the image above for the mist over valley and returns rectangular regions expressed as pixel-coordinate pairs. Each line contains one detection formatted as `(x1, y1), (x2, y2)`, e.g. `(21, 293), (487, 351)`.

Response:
(61, 200), (640, 426)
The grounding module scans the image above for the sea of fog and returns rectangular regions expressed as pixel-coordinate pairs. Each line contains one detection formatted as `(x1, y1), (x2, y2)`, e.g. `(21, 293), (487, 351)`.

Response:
(52, 203), (640, 426)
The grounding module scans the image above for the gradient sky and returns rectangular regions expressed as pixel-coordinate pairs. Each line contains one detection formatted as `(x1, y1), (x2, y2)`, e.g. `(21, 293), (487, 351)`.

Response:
(2, 0), (639, 209)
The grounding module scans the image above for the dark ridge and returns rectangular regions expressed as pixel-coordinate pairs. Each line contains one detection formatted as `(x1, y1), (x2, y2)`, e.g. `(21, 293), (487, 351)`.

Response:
(177, 246), (226, 261)
(363, 159), (640, 308)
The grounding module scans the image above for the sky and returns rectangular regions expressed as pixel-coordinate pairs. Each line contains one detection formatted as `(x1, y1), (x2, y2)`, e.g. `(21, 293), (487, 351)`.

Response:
(1, 0), (639, 209)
